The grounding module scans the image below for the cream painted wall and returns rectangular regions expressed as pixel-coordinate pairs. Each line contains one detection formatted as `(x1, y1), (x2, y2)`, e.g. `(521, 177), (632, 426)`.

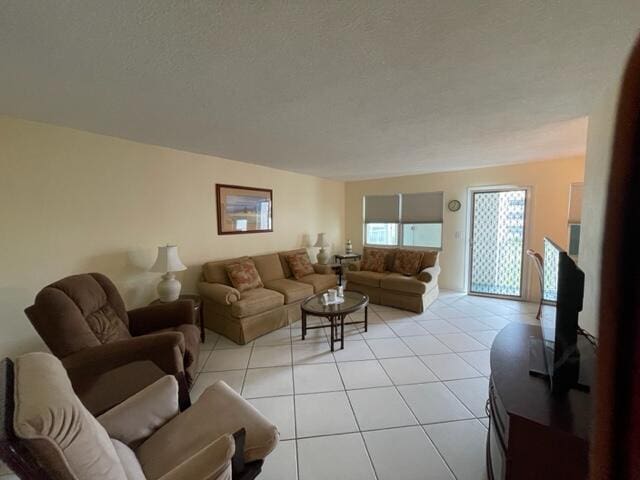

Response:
(345, 157), (585, 298)
(578, 86), (620, 336)
(0, 117), (345, 358)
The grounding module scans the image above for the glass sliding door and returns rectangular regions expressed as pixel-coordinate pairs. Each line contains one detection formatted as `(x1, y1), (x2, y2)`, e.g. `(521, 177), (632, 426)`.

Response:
(469, 189), (527, 298)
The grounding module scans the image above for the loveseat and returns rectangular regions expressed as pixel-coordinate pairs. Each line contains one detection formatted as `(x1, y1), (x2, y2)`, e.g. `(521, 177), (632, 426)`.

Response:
(198, 249), (337, 344)
(345, 247), (440, 313)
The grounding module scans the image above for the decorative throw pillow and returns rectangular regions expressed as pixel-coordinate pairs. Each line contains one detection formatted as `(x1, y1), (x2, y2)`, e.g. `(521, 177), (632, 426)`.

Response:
(361, 249), (387, 273)
(417, 271), (433, 283)
(392, 249), (423, 276)
(225, 260), (264, 292)
(285, 252), (315, 280)
(421, 250), (439, 269)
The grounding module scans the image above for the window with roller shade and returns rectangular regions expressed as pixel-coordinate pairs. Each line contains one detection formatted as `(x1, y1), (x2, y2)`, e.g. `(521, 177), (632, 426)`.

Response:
(363, 195), (400, 246)
(363, 192), (444, 248)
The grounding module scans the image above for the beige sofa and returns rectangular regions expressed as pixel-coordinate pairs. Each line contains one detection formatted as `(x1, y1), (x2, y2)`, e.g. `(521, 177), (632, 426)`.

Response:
(346, 247), (440, 313)
(198, 249), (337, 344)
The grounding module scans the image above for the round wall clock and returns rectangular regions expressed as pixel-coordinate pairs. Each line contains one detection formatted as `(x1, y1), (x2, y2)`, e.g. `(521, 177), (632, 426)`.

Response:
(447, 199), (461, 212)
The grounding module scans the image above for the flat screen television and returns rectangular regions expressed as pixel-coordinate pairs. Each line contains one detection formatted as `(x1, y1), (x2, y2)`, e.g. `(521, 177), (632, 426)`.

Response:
(537, 237), (586, 393)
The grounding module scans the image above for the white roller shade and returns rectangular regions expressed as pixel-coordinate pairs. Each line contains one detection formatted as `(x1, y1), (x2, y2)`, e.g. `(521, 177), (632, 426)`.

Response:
(401, 192), (444, 223)
(568, 183), (583, 223)
(364, 195), (400, 223)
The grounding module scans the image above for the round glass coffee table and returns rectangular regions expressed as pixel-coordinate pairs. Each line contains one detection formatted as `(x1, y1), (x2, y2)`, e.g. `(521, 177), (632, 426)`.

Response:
(300, 291), (369, 351)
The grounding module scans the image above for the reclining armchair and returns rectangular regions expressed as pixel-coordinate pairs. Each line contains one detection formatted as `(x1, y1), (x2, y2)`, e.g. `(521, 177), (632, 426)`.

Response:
(0, 353), (278, 479)
(25, 273), (200, 414)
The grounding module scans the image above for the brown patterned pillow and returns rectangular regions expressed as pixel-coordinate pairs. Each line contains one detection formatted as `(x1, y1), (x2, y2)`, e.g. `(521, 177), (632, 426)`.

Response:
(361, 249), (387, 273)
(420, 250), (439, 269)
(225, 260), (264, 292)
(393, 249), (424, 276)
(285, 252), (315, 280)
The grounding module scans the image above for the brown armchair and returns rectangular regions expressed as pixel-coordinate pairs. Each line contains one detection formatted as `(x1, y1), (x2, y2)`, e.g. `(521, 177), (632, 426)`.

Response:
(24, 273), (200, 414)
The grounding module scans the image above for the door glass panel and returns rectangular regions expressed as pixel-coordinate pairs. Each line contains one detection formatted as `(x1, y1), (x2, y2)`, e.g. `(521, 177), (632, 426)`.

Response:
(470, 190), (526, 297)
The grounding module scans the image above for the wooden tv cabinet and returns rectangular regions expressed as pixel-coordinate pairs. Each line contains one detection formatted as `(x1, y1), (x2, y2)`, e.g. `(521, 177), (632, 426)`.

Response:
(486, 323), (595, 479)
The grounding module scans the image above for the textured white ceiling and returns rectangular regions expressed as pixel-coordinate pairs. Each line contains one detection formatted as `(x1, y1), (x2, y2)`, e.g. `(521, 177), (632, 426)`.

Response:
(1, 1), (638, 180)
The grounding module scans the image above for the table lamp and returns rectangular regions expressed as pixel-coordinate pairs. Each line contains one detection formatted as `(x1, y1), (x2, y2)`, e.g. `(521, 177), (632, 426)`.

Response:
(314, 233), (331, 264)
(150, 245), (187, 302)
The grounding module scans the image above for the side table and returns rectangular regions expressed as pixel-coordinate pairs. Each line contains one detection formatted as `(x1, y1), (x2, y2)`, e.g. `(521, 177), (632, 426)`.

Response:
(334, 253), (362, 285)
(150, 294), (205, 343)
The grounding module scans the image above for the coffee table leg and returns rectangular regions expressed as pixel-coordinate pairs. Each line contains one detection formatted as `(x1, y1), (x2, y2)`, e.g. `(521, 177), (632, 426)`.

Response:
(330, 315), (335, 352)
(340, 314), (345, 350)
(365, 306), (368, 332)
(302, 311), (306, 340)
(199, 306), (205, 343)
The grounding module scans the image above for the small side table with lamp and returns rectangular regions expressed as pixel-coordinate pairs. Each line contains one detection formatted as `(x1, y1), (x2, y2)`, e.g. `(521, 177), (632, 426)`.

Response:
(149, 245), (205, 343)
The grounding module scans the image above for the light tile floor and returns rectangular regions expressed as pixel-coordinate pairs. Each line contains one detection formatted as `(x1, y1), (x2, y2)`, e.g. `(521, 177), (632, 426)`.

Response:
(189, 289), (539, 480)
(0, 290), (537, 480)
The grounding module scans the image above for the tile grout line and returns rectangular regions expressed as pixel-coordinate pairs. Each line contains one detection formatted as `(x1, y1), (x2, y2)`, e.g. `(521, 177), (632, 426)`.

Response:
(334, 343), (381, 480)
(239, 342), (256, 397)
(287, 321), (301, 480)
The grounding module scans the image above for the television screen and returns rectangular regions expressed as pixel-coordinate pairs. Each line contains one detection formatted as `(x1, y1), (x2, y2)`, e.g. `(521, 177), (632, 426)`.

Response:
(540, 237), (585, 392)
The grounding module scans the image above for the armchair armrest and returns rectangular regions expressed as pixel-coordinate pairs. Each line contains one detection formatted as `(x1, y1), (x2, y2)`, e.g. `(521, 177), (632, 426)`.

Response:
(62, 333), (186, 381)
(157, 434), (235, 480)
(348, 261), (361, 271)
(418, 265), (441, 283)
(313, 264), (334, 275)
(128, 300), (194, 336)
(198, 282), (240, 306)
(98, 376), (180, 448)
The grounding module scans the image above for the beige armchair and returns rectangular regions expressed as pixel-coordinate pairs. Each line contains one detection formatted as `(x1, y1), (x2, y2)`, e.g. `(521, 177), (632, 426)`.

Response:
(1, 353), (278, 480)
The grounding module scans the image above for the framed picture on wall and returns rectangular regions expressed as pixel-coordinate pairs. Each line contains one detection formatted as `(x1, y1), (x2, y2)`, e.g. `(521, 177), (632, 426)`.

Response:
(216, 184), (273, 235)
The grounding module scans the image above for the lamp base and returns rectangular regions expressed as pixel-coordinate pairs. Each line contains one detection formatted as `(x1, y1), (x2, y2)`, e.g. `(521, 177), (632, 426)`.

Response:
(157, 272), (182, 302)
(317, 248), (330, 265)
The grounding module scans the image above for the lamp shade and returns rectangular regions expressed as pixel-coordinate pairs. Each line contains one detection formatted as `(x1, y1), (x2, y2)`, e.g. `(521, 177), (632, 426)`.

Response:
(150, 245), (187, 273)
(313, 233), (330, 248)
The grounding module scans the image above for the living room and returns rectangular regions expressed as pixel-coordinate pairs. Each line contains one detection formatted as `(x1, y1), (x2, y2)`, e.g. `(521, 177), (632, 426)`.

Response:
(2, 2), (640, 480)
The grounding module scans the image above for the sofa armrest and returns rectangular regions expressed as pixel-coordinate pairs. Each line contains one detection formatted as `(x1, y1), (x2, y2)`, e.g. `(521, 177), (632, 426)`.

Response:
(156, 434), (235, 480)
(98, 375), (180, 448)
(198, 282), (241, 306)
(348, 261), (361, 271)
(313, 264), (334, 275)
(62, 333), (186, 381)
(418, 265), (441, 283)
(128, 300), (195, 336)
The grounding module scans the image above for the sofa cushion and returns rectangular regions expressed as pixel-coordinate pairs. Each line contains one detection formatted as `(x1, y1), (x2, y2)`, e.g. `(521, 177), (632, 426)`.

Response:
(112, 439), (146, 480)
(263, 278), (314, 304)
(297, 273), (338, 293)
(380, 273), (428, 295)
(285, 252), (315, 280)
(361, 248), (388, 273)
(203, 256), (250, 285)
(136, 381), (278, 479)
(346, 270), (388, 288)
(226, 260), (264, 292)
(392, 249), (423, 276)
(278, 248), (308, 278)
(231, 288), (285, 318)
(420, 250), (439, 269)
(13, 353), (128, 480)
(98, 376), (179, 449)
(252, 253), (286, 282)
